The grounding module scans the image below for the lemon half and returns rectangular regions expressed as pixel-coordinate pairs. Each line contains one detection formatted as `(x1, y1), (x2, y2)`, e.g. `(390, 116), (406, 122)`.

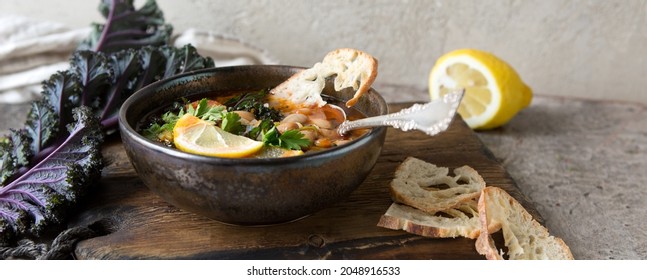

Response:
(173, 114), (263, 158)
(429, 49), (532, 130)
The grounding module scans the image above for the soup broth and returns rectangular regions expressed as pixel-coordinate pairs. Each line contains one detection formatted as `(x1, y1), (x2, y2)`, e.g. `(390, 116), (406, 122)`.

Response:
(138, 89), (369, 158)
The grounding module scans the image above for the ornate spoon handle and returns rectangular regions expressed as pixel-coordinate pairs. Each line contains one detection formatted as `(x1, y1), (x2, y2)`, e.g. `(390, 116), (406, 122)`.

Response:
(337, 90), (464, 136)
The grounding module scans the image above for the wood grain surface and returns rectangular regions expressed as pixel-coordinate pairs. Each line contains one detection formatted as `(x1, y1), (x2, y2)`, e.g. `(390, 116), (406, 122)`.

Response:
(69, 103), (539, 260)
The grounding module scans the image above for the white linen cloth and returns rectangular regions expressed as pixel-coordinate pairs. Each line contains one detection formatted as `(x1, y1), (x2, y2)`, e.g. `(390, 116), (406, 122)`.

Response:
(0, 15), (278, 104)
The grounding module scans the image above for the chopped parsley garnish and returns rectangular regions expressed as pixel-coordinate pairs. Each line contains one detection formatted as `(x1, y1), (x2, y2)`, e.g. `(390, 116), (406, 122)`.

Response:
(220, 111), (245, 135)
(262, 127), (311, 150)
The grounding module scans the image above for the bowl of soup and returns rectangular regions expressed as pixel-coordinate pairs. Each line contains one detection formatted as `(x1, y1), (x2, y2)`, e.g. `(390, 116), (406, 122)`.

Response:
(118, 65), (388, 225)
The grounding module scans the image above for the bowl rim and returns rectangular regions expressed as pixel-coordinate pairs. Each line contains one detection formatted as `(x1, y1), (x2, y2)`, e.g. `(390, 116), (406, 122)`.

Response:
(118, 65), (388, 165)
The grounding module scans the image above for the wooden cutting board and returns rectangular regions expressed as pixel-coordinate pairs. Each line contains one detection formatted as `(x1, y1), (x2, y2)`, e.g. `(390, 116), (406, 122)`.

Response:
(70, 103), (540, 260)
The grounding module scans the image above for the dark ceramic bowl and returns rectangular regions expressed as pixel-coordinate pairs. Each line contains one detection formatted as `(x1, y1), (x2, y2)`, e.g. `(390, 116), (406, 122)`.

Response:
(118, 65), (388, 225)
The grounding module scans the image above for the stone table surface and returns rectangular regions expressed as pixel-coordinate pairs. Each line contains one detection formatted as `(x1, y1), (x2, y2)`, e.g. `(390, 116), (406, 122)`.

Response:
(477, 95), (646, 260)
(1, 86), (646, 260)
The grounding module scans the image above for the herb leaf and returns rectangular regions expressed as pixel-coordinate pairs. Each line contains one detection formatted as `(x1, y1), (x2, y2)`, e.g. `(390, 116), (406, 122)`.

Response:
(262, 127), (280, 147)
(200, 105), (225, 122)
(248, 119), (274, 141)
(221, 112), (245, 135)
(162, 110), (182, 128)
(142, 109), (181, 142)
(193, 99), (210, 118)
(187, 98), (226, 121)
(278, 130), (311, 150)
(142, 123), (164, 141)
(262, 128), (311, 150)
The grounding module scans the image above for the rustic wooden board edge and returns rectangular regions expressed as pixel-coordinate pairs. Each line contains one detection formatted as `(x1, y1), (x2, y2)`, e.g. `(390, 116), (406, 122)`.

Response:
(70, 103), (541, 259)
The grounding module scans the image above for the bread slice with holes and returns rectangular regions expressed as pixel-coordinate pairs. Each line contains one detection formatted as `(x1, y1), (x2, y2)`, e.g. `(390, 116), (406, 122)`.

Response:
(389, 157), (486, 213)
(475, 187), (574, 260)
(377, 157), (485, 239)
(378, 200), (481, 239)
(269, 48), (378, 108)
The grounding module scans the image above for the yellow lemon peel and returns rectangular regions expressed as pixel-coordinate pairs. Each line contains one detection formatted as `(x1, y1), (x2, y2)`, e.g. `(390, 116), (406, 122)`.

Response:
(173, 114), (263, 158)
(429, 49), (532, 130)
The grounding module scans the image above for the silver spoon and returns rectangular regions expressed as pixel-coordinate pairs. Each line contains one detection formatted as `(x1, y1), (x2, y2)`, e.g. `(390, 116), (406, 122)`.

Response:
(336, 90), (464, 136)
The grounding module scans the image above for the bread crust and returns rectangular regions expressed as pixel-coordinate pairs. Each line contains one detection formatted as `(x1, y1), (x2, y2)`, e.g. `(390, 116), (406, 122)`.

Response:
(269, 48), (377, 109)
(475, 187), (574, 260)
(323, 48), (378, 107)
(475, 191), (505, 260)
(378, 202), (481, 239)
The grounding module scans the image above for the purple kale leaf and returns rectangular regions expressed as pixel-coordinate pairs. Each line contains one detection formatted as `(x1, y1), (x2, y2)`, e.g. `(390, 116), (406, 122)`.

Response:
(99, 45), (215, 128)
(24, 101), (58, 157)
(0, 0), (214, 246)
(41, 71), (82, 134)
(99, 49), (143, 127)
(79, 0), (172, 53)
(160, 44), (216, 79)
(0, 129), (32, 185)
(71, 51), (113, 108)
(0, 107), (103, 243)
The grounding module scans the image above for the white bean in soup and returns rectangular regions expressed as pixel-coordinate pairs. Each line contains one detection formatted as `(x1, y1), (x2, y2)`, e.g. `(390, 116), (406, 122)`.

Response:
(276, 122), (299, 133)
(281, 113), (308, 124)
(309, 118), (332, 129)
(234, 110), (256, 122)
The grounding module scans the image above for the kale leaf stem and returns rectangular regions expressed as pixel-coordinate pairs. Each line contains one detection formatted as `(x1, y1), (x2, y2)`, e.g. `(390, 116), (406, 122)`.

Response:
(94, 0), (117, 52)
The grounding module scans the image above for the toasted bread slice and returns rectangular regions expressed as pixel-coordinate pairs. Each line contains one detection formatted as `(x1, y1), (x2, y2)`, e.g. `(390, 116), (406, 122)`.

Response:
(378, 200), (481, 239)
(390, 157), (486, 213)
(475, 187), (574, 260)
(269, 48), (377, 109)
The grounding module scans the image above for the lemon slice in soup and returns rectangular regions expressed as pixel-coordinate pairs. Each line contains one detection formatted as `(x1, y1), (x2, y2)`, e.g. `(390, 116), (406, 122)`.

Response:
(173, 114), (263, 158)
(255, 146), (304, 158)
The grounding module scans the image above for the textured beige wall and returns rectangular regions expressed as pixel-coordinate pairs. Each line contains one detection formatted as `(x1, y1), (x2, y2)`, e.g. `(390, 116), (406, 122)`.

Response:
(2, 0), (646, 103)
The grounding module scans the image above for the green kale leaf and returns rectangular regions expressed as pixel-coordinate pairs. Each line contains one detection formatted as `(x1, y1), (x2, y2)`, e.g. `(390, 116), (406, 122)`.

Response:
(224, 89), (282, 122)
